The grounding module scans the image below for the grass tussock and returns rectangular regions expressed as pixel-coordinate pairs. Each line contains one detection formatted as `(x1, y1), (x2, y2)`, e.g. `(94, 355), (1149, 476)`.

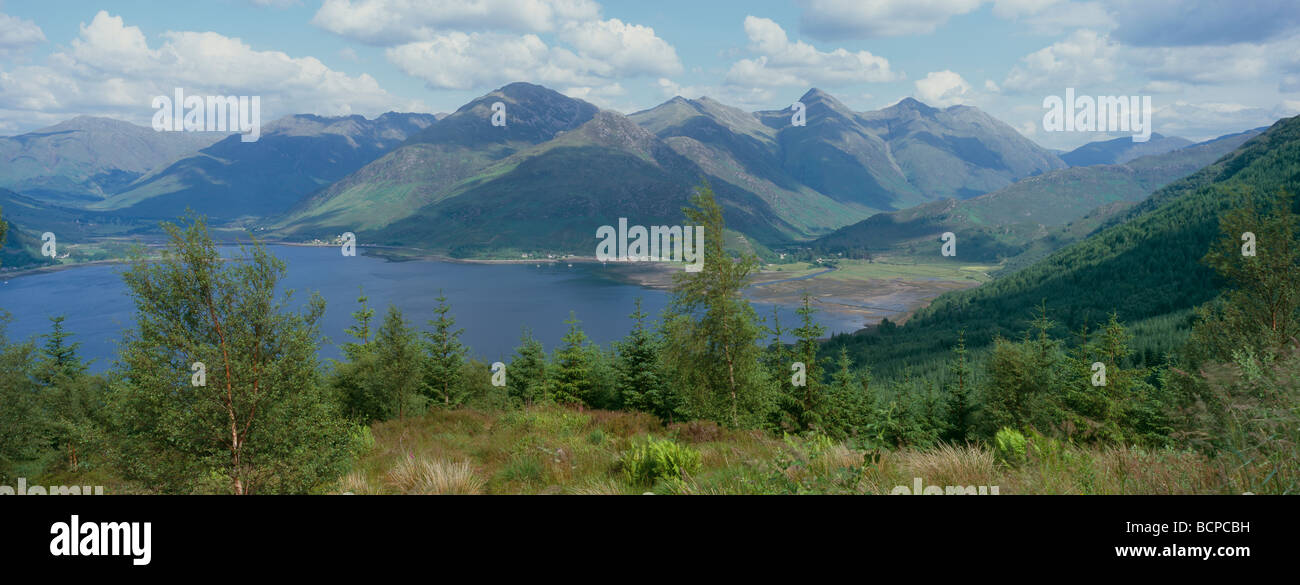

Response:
(387, 457), (485, 495)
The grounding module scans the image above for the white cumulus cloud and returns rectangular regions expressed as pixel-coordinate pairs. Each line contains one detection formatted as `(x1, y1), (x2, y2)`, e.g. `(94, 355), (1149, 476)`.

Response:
(1002, 29), (1121, 91)
(915, 70), (973, 106)
(0, 11), (425, 129)
(798, 0), (983, 39)
(311, 0), (601, 45)
(0, 10), (47, 55)
(724, 16), (899, 88)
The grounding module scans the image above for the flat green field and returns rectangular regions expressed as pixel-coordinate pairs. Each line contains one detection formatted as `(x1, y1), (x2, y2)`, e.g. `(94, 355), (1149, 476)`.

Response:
(749, 258), (1000, 328)
(822, 259), (997, 282)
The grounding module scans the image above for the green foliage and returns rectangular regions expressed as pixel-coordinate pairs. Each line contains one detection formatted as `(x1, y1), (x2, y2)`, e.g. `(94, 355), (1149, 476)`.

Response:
(824, 346), (873, 440)
(423, 291), (467, 407)
(618, 435), (702, 486)
(944, 330), (976, 442)
(108, 215), (353, 494)
(614, 299), (679, 421)
(982, 303), (1067, 435)
(661, 182), (773, 427)
(1188, 189), (1300, 363)
(994, 428), (1027, 467)
(507, 328), (548, 406)
(498, 409), (590, 436)
(0, 314), (46, 482)
(333, 295), (424, 422)
(827, 118), (1300, 384)
(500, 453), (545, 484)
(788, 294), (828, 432)
(548, 311), (595, 406)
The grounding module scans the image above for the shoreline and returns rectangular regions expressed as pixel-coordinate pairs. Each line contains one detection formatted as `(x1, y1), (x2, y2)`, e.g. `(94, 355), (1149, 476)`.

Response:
(0, 258), (133, 280)
(1, 244), (973, 335)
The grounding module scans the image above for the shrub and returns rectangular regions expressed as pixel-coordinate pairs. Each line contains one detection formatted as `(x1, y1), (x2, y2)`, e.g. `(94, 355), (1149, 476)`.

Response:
(349, 424), (376, 453)
(994, 428), (1028, 467)
(618, 436), (701, 486)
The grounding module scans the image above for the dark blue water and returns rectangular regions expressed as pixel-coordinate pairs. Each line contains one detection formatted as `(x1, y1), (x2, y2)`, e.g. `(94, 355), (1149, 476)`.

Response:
(0, 246), (860, 372)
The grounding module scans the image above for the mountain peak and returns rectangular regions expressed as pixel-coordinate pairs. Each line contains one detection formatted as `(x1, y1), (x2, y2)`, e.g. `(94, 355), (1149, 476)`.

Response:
(799, 88), (837, 103)
(493, 81), (568, 103)
(791, 88), (858, 121)
(33, 115), (144, 135)
(888, 97), (938, 115)
(407, 82), (598, 147)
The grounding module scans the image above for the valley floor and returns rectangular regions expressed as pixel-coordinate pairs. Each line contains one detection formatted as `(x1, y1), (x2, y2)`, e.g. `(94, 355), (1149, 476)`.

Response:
(596, 257), (994, 330)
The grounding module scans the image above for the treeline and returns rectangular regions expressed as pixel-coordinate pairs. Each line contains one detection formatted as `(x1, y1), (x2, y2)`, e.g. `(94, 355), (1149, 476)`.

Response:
(0, 184), (1296, 493)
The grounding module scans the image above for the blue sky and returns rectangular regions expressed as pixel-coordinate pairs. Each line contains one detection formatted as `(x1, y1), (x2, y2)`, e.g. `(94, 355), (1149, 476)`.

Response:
(1, 0), (1298, 149)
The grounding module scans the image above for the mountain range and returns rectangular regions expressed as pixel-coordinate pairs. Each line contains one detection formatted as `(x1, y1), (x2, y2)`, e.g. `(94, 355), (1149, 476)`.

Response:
(86, 112), (440, 222)
(268, 83), (1066, 256)
(0, 116), (227, 204)
(1059, 132), (1194, 166)
(811, 127), (1265, 263)
(0, 82), (1275, 267)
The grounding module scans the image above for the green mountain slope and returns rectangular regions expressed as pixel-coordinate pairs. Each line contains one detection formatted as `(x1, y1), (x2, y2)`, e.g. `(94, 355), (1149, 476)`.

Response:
(829, 114), (1300, 375)
(812, 128), (1263, 262)
(1060, 133), (1193, 166)
(370, 110), (796, 256)
(629, 95), (875, 235)
(856, 98), (1067, 200)
(89, 113), (437, 221)
(754, 92), (1064, 211)
(271, 82), (599, 236)
(0, 116), (225, 204)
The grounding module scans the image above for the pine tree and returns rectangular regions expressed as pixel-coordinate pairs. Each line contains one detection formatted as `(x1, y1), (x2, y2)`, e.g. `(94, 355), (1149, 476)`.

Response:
(827, 346), (872, 439)
(35, 315), (100, 471)
(944, 330), (975, 442)
(374, 305), (423, 419)
(791, 294), (827, 431)
(344, 287), (374, 344)
(37, 316), (87, 382)
(615, 298), (672, 418)
(550, 311), (593, 406)
(508, 327), (548, 406)
(335, 292), (386, 422)
(984, 303), (1067, 435)
(762, 306), (795, 430)
(423, 290), (467, 407)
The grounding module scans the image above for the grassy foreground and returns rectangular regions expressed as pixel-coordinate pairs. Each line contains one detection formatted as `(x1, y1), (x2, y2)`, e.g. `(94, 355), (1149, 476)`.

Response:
(337, 406), (1231, 495)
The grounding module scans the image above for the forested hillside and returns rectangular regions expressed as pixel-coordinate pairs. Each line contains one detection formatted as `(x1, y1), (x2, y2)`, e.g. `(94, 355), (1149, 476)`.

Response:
(826, 114), (1300, 378)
